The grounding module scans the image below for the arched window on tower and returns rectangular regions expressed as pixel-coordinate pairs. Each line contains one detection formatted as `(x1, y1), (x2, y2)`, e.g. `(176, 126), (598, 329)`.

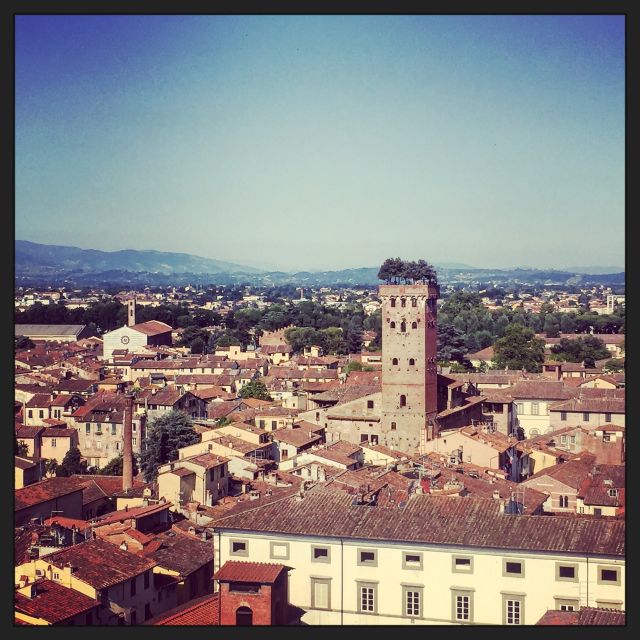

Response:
(400, 394), (407, 408)
(400, 321), (406, 332)
(392, 358), (398, 365)
(412, 322), (417, 329)
(390, 298), (396, 308)
(409, 358), (415, 366)
(390, 321), (396, 329)
(412, 298), (417, 307)
(401, 298), (406, 308)
(391, 422), (397, 431)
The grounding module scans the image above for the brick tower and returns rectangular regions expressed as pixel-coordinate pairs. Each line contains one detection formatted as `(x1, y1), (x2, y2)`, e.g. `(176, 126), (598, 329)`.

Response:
(379, 283), (439, 453)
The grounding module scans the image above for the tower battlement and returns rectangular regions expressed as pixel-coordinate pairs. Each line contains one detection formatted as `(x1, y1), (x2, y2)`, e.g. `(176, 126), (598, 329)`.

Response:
(378, 283), (439, 298)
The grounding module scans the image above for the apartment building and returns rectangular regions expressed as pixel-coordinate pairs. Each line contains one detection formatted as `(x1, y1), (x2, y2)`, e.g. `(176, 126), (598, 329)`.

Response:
(212, 487), (624, 625)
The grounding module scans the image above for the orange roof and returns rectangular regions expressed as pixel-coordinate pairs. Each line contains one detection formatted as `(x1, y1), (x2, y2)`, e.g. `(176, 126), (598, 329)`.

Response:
(214, 560), (289, 584)
(130, 320), (173, 336)
(152, 593), (220, 625)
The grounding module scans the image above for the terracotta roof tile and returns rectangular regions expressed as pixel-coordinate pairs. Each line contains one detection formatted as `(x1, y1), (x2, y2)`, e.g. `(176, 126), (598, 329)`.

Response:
(150, 593), (220, 625)
(214, 560), (288, 584)
(15, 477), (84, 511)
(213, 487), (624, 556)
(130, 320), (173, 336)
(45, 538), (156, 589)
(15, 579), (98, 624)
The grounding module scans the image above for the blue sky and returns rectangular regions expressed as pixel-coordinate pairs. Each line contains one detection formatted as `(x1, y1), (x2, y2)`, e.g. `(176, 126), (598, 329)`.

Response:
(15, 15), (625, 272)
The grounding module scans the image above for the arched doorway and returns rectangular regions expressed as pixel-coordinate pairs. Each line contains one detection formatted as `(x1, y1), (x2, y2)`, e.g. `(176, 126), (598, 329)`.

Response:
(236, 606), (253, 626)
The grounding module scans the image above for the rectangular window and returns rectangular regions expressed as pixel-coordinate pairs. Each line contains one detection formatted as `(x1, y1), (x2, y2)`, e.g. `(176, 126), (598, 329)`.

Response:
(311, 578), (331, 610)
(503, 559), (524, 577)
(209, 468), (215, 481)
(367, 400), (374, 409)
(311, 546), (330, 563)
(403, 586), (422, 618)
(116, 442), (120, 451)
(403, 552), (423, 570)
(358, 582), (377, 614)
(561, 411), (567, 421)
(560, 435), (567, 444)
(603, 433), (612, 442)
(86, 424), (91, 434)
(96, 441), (101, 449)
(28, 410), (33, 418)
(556, 563), (578, 582)
(569, 435), (576, 444)
(531, 402), (539, 415)
(111, 424), (117, 435)
(272, 421), (277, 429)
(132, 438), (137, 446)
(452, 590), (473, 622)
(130, 578), (136, 596)
(144, 571), (150, 589)
(230, 539), (248, 556)
(270, 542), (289, 560)
(39, 410), (44, 418)
(605, 413), (612, 423)
(130, 611), (137, 625)
(51, 439), (57, 447)
(452, 556), (474, 573)
(583, 412), (590, 422)
(259, 420), (266, 428)
(555, 598), (579, 611)
(598, 567), (620, 585)
(503, 596), (524, 625)
(144, 604), (151, 621)
(132, 424), (137, 433)
(357, 549), (377, 566)
(53, 572), (60, 580)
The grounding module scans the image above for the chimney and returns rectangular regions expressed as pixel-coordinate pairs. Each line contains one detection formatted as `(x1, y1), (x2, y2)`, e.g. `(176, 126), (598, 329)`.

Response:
(127, 299), (136, 327)
(122, 393), (134, 492)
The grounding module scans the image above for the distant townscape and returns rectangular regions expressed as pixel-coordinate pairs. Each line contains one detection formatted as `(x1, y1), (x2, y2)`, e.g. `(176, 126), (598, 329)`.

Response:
(14, 257), (625, 626)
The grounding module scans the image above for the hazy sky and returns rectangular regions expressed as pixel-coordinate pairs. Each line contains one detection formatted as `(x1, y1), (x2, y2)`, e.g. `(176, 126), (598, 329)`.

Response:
(15, 15), (624, 272)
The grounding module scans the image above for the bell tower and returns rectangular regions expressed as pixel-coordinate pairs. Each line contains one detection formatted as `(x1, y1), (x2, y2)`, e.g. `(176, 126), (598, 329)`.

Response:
(379, 283), (439, 453)
(127, 299), (136, 327)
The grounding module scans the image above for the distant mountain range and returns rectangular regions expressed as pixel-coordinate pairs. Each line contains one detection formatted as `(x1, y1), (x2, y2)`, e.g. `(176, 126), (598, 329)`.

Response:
(15, 240), (625, 288)
(16, 240), (261, 276)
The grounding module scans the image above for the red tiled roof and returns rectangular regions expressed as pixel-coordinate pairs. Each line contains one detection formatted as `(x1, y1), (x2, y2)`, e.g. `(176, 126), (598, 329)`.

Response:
(537, 607), (625, 625)
(213, 487), (624, 556)
(15, 426), (44, 439)
(15, 579), (98, 624)
(25, 393), (53, 408)
(15, 477), (84, 511)
(130, 320), (173, 336)
(549, 397), (625, 414)
(151, 593), (220, 625)
(45, 538), (156, 589)
(214, 560), (288, 584)
(94, 501), (172, 526)
(41, 427), (75, 438)
(183, 453), (229, 469)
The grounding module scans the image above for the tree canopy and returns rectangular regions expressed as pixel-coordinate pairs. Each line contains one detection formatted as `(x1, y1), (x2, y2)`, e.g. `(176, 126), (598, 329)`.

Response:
(99, 454), (139, 476)
(493, 324), (545, 372)
(549, 336), (610, 363)
(55, 447), (86, 477)
(377, 258), (438, 285)
(238, 380), (272, 401)
(139, 411), (199, 482)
